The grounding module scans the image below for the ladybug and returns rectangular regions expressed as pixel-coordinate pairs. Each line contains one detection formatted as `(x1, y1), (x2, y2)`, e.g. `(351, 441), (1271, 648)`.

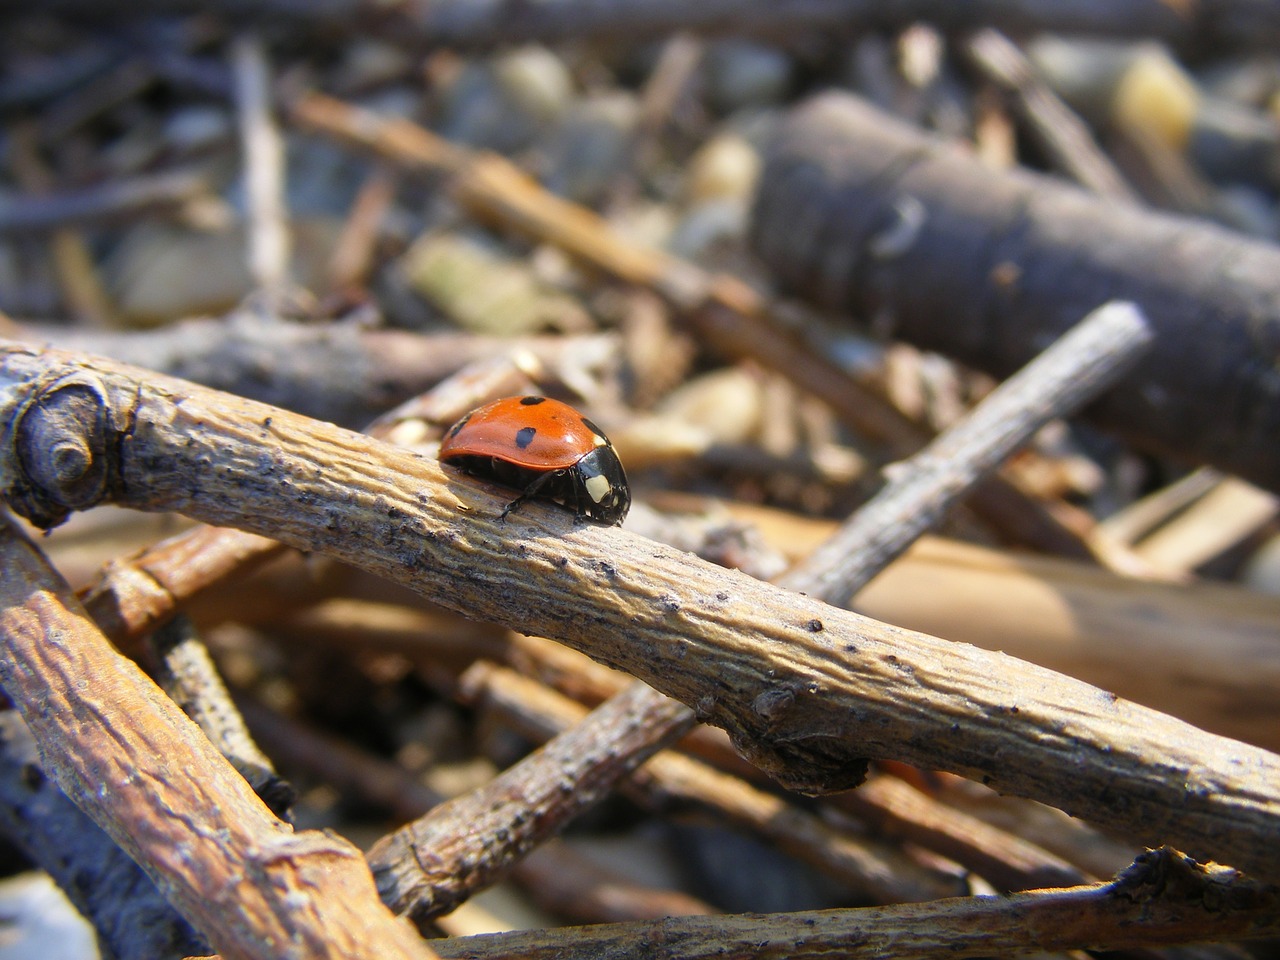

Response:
(439, 396), (630, 525)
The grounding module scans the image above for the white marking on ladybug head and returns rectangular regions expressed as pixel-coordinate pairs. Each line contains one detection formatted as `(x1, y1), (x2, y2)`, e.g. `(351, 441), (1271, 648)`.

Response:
(585, 473), (612, 504)
(592, 434), (608, 448)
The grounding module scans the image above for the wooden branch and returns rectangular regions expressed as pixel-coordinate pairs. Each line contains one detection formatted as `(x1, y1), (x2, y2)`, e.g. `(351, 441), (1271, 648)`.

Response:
(3, 339), (1279, 884)
(424, 850), (1280, 959)
(752, 92), (1280, 492)
(779, 301), (1153, 602)
(15, 316), (619, 428)
(283, 601), (1097, 892)
(0, 711), (208, 960)
(964, 29), (1140, 202)
(369, 679), (695, 927)
(231, 33), (289, 304)
(80, 524), (285, 655)
(715, 501), (1280, 753)
(369, 265), (1134, 925)
(0, 515), (437, 960)
(150, 615), (293, 811)
(464, 663), (968, 904)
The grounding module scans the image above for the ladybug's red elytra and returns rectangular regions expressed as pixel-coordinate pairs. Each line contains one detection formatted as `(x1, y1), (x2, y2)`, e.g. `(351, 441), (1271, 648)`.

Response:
(439, 396), (631, 525)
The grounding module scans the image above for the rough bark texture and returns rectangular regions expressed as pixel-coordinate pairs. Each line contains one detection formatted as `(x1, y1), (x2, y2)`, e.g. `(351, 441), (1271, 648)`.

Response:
(751, 92), (1280, 493)
(0, 711), (208, 960)
(369, 680), (694, 927)
(0, 515), (438, 960)
(2, 339), (1279, 886)
(425, 850), (1280, 960)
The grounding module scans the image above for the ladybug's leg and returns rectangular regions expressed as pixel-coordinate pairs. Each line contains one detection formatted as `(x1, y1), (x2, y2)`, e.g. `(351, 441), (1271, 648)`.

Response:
(499, 468), (563, 521)
(570, 475), (589, 522)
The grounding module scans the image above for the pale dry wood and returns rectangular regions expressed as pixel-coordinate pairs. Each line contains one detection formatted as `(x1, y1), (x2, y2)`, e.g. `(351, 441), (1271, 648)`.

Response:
(2, 340), (1279, 884)
(231, 34), (289, 303)
(1128, 475), (1279, 573)
(424, 850), (1280, 960)
(1099, 467), (1223, 545)
(0, 515), (437, 960)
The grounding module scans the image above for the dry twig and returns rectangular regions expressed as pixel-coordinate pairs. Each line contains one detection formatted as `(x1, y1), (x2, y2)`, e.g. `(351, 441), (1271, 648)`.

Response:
(0, 515), (437, 960)
(424, 849), (1280, 959)
(779, 301), (1152, 603)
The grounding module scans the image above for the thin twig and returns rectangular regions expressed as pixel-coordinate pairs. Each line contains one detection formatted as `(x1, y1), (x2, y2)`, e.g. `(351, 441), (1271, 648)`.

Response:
(369, 678), (696, 927)
(150, 615), (294, 812)
(779, 301), (1153, 603)
(232, 33), (289, 304)
(964, 29), (1141, 202)
(79, 524), (286, 656)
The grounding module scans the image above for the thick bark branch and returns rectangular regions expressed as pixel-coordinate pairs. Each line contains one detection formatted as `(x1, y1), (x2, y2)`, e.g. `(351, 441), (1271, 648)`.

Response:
(0, 711), (208, 960)
(0, 515), (437, 959)
(2, 339), (1279, 884)
(752, 92), (1280, 493)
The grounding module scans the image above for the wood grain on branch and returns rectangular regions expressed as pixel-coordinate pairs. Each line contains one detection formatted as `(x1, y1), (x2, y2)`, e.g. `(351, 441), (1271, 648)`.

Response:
(369, 679), (695, 927)
(0, 711), (207, 960)
(0, 515), (437, 960)
(2, 339), (1279, 884)
(424, 849), (1280, 959)
(751, 92), (1280, 492)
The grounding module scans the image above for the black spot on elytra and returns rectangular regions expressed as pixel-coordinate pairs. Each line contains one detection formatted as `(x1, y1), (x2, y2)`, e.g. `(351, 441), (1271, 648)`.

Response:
(519, 396), (546, 406)
(447, 415), (471, 438)
(580, 415), (606, 437)
(515, 426), (537, 448)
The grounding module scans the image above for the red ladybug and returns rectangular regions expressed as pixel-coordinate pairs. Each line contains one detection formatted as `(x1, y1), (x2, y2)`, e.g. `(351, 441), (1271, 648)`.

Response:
(439, 396), (630, 525)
